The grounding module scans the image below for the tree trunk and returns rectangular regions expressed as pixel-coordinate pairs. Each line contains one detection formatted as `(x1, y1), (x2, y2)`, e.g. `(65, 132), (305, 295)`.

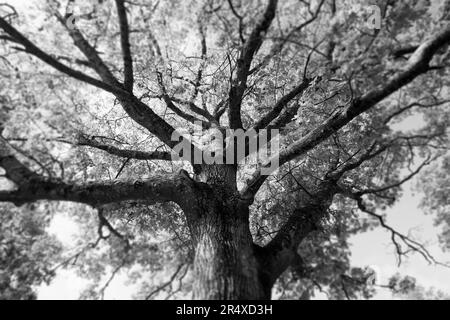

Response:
(185, 165), (271, 300)
(191, 202), (269, 299)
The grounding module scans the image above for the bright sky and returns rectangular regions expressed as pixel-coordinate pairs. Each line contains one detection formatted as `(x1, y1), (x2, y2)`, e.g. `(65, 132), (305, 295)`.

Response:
(351, 113), (450, 299)
(350, 185), (450, 299)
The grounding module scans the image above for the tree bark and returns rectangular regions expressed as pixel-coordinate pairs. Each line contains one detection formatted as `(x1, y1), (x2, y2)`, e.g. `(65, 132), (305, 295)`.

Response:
(184, 165), (270, 300)
(191, 202), (268, 299)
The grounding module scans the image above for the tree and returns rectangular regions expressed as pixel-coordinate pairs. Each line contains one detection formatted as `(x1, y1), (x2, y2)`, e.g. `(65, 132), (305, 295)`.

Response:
(0, 203), (62, 299)
(0, 0), (449, 299)
(387, 273), (450, 300)
(418, 155), (450, 249)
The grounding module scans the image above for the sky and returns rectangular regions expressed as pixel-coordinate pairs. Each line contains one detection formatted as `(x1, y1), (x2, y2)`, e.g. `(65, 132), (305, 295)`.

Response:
(3, 0), (449, 300)
(348, 116), (450, 299)
(350, 185), (450, 299)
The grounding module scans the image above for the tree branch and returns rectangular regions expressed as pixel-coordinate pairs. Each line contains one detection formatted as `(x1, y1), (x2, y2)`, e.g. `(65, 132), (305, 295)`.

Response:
(0, 171), (191, 207)
(392, 45), (419, 59)
(54, 12), (120, 86)
(0, 17), (200, 158)
(257, 182), (337, 287)
(227, 0), (245, 43)
(169, 96), (216, 123)
(75, 135), (172, 161)
(191, 16), (208, 101)
(1, 135), (192, 207)
(252, 79), (310, 131)
(356, 156), (433, 196)
(0, 17), (122, 95)
(355, 197), (441, 266)
(228, 0), (278, 129)
(145, 263), (186, 300)
(115, 0), (134, 92)
(241, 26), (450, 201)
(249, 0), (326, 75)
(383, 99), (450, 124)
(281, 26), (450, 164)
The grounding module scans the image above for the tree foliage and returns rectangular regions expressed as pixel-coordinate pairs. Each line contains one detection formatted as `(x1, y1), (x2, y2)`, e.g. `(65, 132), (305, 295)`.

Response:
(0, 203), (61, 299)
(0, 0), (449, 299)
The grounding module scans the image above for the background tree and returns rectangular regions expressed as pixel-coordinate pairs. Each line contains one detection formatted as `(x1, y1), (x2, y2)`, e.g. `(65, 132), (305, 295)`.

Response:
(386, 273), (450, 300)
(0, 0), (449, 299)
(0, 203), (62, 299)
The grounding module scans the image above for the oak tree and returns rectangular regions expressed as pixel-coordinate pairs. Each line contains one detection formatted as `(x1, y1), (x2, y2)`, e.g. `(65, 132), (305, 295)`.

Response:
(0, 0), (449, 299)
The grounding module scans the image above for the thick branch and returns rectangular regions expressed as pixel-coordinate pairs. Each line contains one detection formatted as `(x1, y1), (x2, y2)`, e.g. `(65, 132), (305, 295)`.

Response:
(76, 135), (172, 161)
(325, 142), (385, 181)
(156, 73), (210, 127)
(0, 145), (39, 186)
(253, 79), (310, 131)
(392, 45), (419, 59)
(249, 0), (326, 75)
(257, 183), (337, 286)
(0, 18), (199, 156)
(191, 17), (208, 102)
(170, 97), (216, 123)
(115, 0), (134, 92)
(228, 0), (278, 129)
(281, 26), (450, 164)
(1, 132), (191, 206)
(0, 173), (187, 207)
(0, 155), (192, 207)
(0, 17), (122, 95)
(241, 26), (450, 200)
(55, 13), (120, 86)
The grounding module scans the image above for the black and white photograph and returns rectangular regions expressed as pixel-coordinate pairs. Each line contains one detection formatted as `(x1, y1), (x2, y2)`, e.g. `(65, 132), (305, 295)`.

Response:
(0, 0), (449, 305)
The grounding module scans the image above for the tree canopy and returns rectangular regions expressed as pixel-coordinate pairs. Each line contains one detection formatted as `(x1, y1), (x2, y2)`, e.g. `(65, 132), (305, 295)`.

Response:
(0, 0), (449, 299)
